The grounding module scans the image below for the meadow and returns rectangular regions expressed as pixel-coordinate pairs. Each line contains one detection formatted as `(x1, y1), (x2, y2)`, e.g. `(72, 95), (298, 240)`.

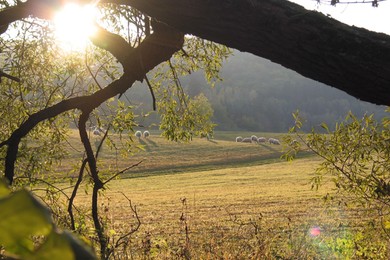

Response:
(61, 131), (387, 259)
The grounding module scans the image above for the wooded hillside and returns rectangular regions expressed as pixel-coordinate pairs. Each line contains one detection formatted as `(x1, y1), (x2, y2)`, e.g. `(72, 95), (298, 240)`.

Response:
(128, 51), (387, 132)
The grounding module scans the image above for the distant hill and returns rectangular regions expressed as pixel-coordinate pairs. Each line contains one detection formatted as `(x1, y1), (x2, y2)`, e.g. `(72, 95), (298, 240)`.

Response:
(126, 50), (387, 132)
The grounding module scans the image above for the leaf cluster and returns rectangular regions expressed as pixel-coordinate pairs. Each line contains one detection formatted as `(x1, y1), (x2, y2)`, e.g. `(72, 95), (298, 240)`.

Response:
(285, 110), (390, 211)
(0, 179), (96, 259)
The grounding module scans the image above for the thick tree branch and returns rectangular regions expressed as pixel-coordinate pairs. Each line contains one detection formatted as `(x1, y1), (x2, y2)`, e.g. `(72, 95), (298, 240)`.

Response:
(104, 0), (390, 105)
(1, 0), (389, 105)
(0, 0), (60, 26)
(78, 111), (107, 257)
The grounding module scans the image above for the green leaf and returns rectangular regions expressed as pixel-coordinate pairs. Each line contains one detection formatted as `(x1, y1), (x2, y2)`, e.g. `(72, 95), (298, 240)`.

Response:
(32, 231), (75, 260)
(62, 231), (97, 260)
(384, 221), (390, 229)
(320, 122), (329, 132)
(32, 230), (96, 260)
(0, 190), (53, 256)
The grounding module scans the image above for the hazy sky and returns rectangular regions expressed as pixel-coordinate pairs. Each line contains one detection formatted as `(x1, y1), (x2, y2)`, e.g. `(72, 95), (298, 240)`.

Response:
(290, 0), (390, 35)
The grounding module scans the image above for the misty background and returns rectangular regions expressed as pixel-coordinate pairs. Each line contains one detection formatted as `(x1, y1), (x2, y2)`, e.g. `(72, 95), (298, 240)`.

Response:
(125, 50), (387, 133)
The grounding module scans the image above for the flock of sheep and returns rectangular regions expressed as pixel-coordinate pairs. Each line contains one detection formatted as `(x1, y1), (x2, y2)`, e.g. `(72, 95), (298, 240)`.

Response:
(236, 135), (280, 145)
(90, 127), (150, 139)
(133, 131), (279, 145)
(94, 128), (279, 146)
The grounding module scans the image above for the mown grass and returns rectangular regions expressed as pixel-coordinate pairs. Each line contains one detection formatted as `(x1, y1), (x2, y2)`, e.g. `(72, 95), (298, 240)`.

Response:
(58, 130), (292, 176)
(59, 131), (386, 259)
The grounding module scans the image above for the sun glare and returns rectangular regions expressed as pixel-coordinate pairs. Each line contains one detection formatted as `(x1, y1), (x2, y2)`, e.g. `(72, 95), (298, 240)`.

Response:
(53, 3), (98, 51)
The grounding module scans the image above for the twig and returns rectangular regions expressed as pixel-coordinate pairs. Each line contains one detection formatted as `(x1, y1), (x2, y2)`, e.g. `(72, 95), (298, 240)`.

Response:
(103, 160), (144, 185)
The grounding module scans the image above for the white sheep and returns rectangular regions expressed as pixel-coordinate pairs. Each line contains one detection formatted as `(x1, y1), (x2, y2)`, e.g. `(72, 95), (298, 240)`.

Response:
(135, 130), (142, 138)
(242, 137), (252, 143)
(236, 136), (243, 142)
(93, 129), (101, 136)
(92, 126), (105, 136)
(257, 137), (267, 143)
(269, 138), (281, 145)
(143, 130), (150, 138)
(251, 135), (258, 142)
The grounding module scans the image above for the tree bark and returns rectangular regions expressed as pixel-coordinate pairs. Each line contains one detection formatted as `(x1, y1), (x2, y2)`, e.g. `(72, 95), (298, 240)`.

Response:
(108, 0), (390, 106)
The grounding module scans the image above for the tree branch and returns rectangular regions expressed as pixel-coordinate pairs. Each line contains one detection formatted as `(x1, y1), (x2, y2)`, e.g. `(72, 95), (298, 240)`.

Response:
(78, 111), (107, 257)
(103, 0), (390, 105)
(68, 158), (88, 231)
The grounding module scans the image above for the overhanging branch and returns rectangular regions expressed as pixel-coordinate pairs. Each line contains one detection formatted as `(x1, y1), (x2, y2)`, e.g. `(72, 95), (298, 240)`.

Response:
(1, 0), (389, 105)
(104, 0), (390, 105)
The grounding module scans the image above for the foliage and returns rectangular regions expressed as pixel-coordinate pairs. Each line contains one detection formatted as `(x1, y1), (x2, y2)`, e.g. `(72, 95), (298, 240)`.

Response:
(284, 109), (390, 236)
(158, 92), (215, 142)
(0, 179), (96, 259)
(146, 38), (230, 141)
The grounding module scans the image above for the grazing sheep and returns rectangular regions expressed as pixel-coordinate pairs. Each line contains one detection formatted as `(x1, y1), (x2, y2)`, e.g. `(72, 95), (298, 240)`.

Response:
(143, 130), (150, 138)
(257, 137), (267, 143)
(251, 135), (258, 142)
(236, 136), (243, 142)
(242, 137), (252, 143)
(269, 138), (281, 145)
(93, 129), (101, 136)
(135, 130), (142, 138)
(91, 126), (105, 136)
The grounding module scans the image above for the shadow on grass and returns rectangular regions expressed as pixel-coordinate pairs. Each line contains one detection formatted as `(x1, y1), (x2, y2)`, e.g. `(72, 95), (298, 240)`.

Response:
(258, 143), (279, 152)
(138, 139), (151, 152)
(144, 138), (158, 147)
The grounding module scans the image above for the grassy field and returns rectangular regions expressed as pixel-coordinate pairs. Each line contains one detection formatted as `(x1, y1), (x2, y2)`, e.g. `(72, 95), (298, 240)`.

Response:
(54, 130), (386, 259)
(59, 130), (291, 176)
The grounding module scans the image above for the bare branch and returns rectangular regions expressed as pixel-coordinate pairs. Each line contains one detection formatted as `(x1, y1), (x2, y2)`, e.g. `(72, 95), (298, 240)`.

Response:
(144, 75), (156, 111)
(103, 159), (144, 185)
(68, 158), (88, 231)
(0, 70), (20, 82)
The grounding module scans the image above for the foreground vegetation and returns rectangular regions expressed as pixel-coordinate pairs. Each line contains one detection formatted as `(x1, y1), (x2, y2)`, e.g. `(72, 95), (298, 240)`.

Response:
(46, 131), (387, 259)
(72, 157), (385, 259)
(2, 130), (389, 259)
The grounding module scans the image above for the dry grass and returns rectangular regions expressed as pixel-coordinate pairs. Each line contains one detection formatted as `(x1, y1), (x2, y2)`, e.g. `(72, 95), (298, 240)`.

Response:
(49, 130), (387, 258)
(72, 157), (379, 258)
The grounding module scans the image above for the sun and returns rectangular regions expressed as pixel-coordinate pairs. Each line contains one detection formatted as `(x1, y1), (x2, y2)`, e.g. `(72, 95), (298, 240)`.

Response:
(53, 3), (98, 51)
